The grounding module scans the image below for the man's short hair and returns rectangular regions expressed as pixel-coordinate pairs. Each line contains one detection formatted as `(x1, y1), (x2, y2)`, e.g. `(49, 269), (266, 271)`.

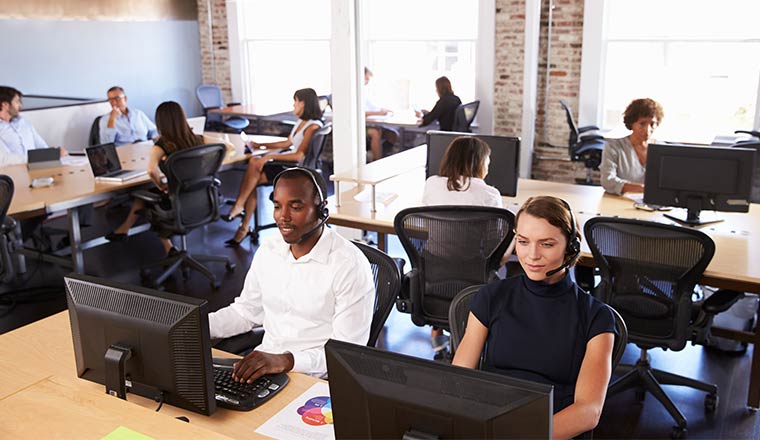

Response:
(107, 86), (125, 95)
(0, 86), (21, 107)
(273, 167), (328, 207)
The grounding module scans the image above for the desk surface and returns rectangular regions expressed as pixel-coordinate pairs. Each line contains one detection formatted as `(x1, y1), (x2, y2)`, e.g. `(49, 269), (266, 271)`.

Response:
(0, 311), (320, 439)
(4, 133), (285, 217)
(331, 145), (426, 185)
(366, 111), (420, 127)
(209, 105), (278, 118)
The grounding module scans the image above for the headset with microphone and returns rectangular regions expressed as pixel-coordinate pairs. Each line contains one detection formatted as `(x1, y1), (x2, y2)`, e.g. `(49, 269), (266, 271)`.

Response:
(270, 167), (329, 244)
(545, 198), (581, 277)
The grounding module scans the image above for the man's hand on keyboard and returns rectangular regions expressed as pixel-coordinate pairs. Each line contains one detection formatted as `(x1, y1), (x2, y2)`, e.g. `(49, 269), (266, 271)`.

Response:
(232, 350), (295, 384)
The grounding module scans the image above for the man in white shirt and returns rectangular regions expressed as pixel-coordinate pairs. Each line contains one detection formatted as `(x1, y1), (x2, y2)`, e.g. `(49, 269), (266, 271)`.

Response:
(209, 167), (375, 382)
(364, 67), (394, 160)
(98, 86), (157, 146)
(0, 86), (49, 167)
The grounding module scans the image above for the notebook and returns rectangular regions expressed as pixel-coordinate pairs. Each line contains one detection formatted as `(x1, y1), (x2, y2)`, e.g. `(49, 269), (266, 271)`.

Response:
(27, 148), (62, 169)
(187, 116), (206, 135)
(86, 143), (147, 183)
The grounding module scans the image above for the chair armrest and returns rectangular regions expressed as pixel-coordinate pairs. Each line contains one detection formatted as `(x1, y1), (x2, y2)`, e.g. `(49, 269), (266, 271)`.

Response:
(578, 133), (605, 141)
(131, 190), (162, 204)
(396, 269), (417, 313)
(2, 216), (17, 232)
(703, 289), (744, 315)
(735, 130), (760, 138)
(280, 119), (297, 127)
(578, 125), (600, 133)
(225, 102), (241, 107)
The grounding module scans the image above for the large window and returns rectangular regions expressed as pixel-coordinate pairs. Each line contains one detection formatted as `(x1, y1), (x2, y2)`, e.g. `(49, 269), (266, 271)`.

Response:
(585, 0), (760, 142)
(234, 0), (331, 115)
(363, 0), (478, 112)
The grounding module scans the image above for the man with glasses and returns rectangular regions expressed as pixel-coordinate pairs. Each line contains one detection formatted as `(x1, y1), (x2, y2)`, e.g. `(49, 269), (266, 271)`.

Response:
(0, 86), (49, 167)
(98, 86), (156, 146)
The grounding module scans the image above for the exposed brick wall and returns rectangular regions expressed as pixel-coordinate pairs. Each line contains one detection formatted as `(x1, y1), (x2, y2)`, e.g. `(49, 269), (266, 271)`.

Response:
(197, 0), (232, 103)
(494, 0), (593, 183)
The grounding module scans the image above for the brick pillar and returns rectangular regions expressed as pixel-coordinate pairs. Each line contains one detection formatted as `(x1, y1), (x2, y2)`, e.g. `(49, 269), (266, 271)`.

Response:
(197, 0), (232, 103)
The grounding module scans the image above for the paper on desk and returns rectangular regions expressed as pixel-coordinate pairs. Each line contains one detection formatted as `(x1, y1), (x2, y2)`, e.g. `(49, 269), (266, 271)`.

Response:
(60, 155), (89, 167)
(101, 426), (155, 440)
(254, 381), (335, 440)
(353, 187), (399, 206)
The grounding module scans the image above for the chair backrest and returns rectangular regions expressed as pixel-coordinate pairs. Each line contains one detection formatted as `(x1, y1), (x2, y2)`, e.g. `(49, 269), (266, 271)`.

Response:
(584, 217), (715, 352)
(394, 206), (514, 328)
(448, 284), (483, 355)
(452, 100), (480, 132)
(560, 99), (580, 148)
(159, 143), (226, 233)
(352, 240), (403, 347)
(88, 116), (102, 146)
(607, 305), (628, 370)
(318, 95), (331, 113)
(300, 123), (332, 171)
(0, 175), (14, 223)
(196, 84), (224, 112)
(731, 141), (760, 203)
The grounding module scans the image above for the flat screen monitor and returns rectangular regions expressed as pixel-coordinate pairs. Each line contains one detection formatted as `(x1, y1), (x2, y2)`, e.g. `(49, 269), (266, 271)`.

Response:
(644, 143), (755, 225)
(64, 274), (217, 415)
(325, 339), (553, 439)
(426, 130), (521, 196)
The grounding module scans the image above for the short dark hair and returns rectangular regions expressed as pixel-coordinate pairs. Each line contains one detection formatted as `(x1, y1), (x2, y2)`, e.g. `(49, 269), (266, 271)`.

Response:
(438, 136), (491, 192)
(364, 67), (373, 77)
(623, 98), (664, 130)
(293, 88), (323, 121)
(435, 76), (454, 96)
(0, 86), (22, 107)
(273, 166), (328, 207)
(107, 86), (125, 95)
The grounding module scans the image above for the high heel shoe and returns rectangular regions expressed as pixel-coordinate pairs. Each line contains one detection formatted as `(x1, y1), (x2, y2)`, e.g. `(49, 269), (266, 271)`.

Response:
(221, 209), (245, 223)
(105, 232), (128, 242)
(224, 227), (250, 247)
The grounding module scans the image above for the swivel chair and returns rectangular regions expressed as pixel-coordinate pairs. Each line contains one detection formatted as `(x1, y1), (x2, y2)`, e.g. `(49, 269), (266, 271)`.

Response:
(584, 217), (742, 438)
(394, 206), (514, 331)
(249, 123), (332, 244)
(134, 144), (235, 289)
(0, 175), (18, 283)
(352, 241), (403, 347)
(560, 99), (606, 185)
(196, 84), (249, 132)
(730, 140), (760, 203)
(88, 116), (102, 146)
(452, 100), (480, 133)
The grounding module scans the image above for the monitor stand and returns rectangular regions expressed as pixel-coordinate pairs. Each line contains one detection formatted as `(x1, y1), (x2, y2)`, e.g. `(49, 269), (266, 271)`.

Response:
(664, 198), (723, 226)
(104, 344), (132, 399)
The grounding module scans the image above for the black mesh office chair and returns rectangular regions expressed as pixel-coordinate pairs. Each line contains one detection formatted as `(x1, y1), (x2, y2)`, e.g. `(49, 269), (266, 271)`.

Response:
(352, 240), (403, 347)
(196, 84), (249, 132)
(584, 217), (742, 438)
(452, 100), (480, 133)
(730, 141), (760, 203)
(88, 116), (102, 146)
(394, 206), (514, 330)
(0, 175), (17, 283)
(560, 99), (606, 185)
(249, 123), (333, 244)
(135, 144), (235, 289)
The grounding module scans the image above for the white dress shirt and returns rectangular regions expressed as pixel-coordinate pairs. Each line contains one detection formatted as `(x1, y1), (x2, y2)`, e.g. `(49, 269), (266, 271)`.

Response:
(0, 116), (49, 167)
(208, 226), (375, 378)
(422, 175), (503, 208)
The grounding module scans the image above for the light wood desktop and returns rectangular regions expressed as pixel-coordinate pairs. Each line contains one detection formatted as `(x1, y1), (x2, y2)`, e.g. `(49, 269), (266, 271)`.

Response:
(0, 311), (320, 439)
(3, 133), (286, 273)
(327, 150), (760, 408)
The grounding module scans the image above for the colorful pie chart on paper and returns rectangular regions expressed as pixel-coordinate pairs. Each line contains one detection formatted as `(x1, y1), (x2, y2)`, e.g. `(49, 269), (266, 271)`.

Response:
(297, 395), (333, 426)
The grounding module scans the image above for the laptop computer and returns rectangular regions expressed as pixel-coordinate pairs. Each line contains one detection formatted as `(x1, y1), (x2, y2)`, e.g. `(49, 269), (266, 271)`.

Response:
(27, 148), (62, 169)
(187, 116), (206, 135)
(86, 143), (147, 183)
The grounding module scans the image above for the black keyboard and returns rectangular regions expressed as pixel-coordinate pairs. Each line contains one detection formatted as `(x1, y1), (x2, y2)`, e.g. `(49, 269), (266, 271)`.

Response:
(212, 359), (289, 411)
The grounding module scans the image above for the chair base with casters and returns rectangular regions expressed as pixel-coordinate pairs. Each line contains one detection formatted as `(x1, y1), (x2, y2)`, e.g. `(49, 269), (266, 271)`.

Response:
(139, 235), (235, 290)
(572, 139), (605, 185)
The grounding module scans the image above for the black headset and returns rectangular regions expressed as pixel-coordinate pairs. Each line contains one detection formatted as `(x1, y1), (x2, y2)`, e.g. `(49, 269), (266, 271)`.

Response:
(271, 167), (329, 243)
(546, 198), (581, 277)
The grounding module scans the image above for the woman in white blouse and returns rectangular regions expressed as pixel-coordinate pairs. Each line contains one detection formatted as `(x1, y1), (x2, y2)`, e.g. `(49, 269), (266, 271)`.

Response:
(421, 136), (502, 357)
(600, 98), (664, 195)
(221, 88), (324, 246)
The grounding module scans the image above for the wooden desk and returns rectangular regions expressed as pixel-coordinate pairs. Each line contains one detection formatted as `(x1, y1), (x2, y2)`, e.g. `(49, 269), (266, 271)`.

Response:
(4, 133), (286, 273)
(0, 311), (320, 439)
(330, 145), (426, 212)
(326, 155), (760, 408)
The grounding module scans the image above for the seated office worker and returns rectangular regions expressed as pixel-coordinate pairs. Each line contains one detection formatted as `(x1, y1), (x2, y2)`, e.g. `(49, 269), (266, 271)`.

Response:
(452, 196), (616, 439)
(416, 76), (462, 131)
(600, 98), (664, 195)
(0, 86), (50, 167)
(364, 67), (393, 160)
(209, 167), (375, 381)
(422, 136), (502, 356)
(99, 86), (157, 146)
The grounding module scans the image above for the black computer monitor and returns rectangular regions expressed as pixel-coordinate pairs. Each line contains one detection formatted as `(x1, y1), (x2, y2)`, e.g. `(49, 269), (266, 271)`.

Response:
(426, 130), (521, 196)
(325, 339), (553, 439)
(644, 143), (756, 225)
(64, 274), (217, 415)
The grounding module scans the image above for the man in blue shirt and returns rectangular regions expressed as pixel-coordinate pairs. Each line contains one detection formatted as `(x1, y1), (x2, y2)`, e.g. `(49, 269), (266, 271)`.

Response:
(98, 86), (157, 145)
(0, 86), (49, 167)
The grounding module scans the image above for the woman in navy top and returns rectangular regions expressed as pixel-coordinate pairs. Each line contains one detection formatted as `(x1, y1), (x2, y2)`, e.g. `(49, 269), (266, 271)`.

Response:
(452, 196), (616, 439)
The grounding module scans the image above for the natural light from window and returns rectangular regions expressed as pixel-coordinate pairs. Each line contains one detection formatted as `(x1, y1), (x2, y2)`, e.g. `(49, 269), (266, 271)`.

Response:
(601, 0), (760, 143)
